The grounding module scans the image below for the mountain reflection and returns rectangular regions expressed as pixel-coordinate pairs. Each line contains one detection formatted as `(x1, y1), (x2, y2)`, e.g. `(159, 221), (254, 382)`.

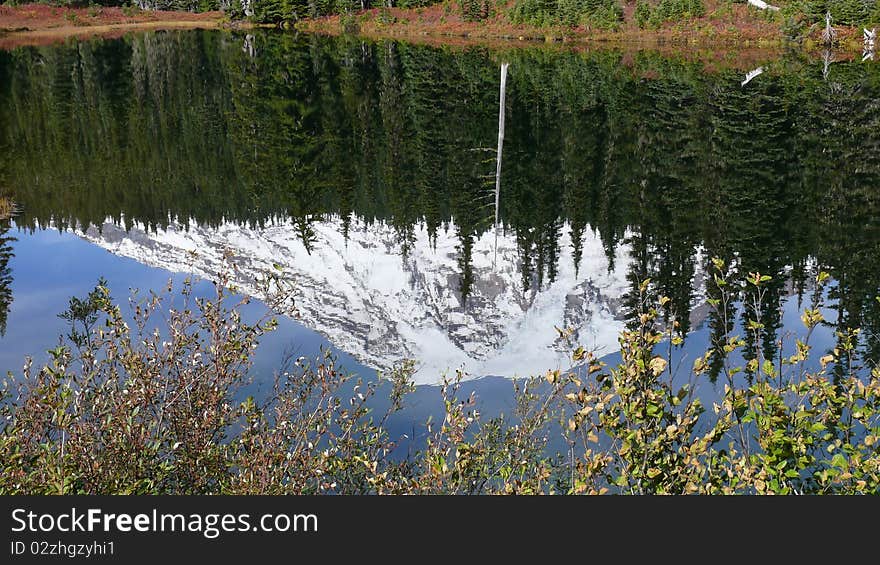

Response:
(1, 30), (880, 382)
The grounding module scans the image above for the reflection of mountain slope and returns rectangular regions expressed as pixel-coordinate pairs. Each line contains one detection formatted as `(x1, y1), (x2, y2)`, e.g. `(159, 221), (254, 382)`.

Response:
(78, 218), (633, 384)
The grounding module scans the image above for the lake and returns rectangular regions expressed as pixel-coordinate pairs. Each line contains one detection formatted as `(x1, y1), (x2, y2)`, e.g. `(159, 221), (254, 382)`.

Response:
(0, 30), (876, 423)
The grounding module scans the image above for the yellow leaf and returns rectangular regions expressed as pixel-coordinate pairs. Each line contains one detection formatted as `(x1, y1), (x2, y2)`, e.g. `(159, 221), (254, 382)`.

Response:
(649, 356), (667, 376)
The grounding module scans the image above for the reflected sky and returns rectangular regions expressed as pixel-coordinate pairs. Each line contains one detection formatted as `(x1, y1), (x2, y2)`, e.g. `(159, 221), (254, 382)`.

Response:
(0, 224), (843, 453)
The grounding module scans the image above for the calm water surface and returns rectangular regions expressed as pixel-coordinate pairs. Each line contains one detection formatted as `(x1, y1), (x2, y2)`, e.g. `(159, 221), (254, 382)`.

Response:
(0, 31), (877, 428)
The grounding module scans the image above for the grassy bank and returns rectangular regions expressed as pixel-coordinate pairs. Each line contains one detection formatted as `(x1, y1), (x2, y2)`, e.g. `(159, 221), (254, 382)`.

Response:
(1, 1), (876, 52)
(0, 4), (234, 48)
(298, 0), (782, 45)
(293, 0), (873, 52)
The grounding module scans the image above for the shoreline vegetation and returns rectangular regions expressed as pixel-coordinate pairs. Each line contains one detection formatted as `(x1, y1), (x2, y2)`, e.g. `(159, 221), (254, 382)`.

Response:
(293, 0), (867, 52)
(0, 1), (876, 52)
(0, 4), (230, 48)
(1, 263), (879, 494)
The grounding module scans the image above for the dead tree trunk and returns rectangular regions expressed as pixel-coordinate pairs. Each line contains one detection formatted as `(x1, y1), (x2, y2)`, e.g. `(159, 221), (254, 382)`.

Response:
(494, 62), (508, 230)
(494, 62), (509, 268)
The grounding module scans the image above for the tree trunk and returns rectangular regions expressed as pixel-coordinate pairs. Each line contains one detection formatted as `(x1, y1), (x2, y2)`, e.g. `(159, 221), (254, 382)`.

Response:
(494, 62), (509, 267)
(494, 62), (508, 230)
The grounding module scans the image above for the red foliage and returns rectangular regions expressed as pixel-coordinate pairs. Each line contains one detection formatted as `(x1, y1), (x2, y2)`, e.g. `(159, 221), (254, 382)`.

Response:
(0, 4), (223, 49)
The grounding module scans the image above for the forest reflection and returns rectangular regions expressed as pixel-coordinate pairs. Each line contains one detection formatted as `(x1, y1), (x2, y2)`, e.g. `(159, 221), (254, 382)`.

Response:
(0, 30), (879, 381)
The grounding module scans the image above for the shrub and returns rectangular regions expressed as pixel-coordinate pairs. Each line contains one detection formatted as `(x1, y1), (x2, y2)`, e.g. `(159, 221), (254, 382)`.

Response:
(121, 4), (142, 16)
(509, 0), (623, 28)
(798, 0), (878, 26)
(2, 259), (879, 494)
(649, 0), (705, 26)
(459, 0), (492, 22)
(635, 0), (651, 28)
(340, 10), (360, 32)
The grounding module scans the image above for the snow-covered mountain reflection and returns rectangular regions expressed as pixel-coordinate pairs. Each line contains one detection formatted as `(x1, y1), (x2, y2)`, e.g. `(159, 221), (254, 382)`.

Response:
(79, 218), (636, 384)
